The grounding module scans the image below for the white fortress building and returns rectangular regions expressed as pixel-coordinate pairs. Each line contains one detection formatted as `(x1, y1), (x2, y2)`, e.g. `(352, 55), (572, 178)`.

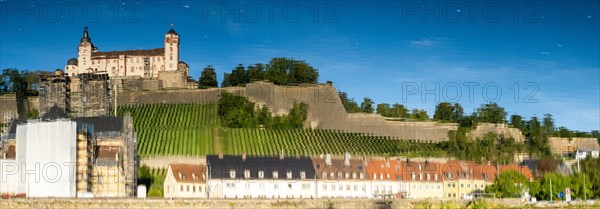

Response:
(65, 26), (192, 89)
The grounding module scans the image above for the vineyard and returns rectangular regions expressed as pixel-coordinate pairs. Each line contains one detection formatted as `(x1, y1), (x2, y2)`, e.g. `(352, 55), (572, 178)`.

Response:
(219, 128), (446, 157)
(118, 104), (218, 156)
(119, 103), (445, 157)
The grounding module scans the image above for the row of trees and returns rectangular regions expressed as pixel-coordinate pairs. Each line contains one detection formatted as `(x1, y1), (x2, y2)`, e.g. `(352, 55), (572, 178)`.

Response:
(206, 58), (319, 88)
(217, 92), (308, 129)
(338, 92), (430, 121)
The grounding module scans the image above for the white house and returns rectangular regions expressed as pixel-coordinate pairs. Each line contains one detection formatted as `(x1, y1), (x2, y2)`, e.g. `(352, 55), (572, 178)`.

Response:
(164, 163), (207, 198)
(576, 149), (600, 160)
(206, 154), (316, 199)
(366, 159), (409, 199)
(312, 154), (371, 199)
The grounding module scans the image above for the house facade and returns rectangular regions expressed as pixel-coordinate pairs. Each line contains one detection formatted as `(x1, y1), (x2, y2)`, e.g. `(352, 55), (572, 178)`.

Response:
(206, 155), (316, 199)
(164, 163), (207, 198)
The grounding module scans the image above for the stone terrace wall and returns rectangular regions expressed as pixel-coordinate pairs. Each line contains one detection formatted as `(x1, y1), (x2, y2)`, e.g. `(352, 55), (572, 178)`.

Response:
(117, 88), (221, 105)
(469, 123), (525, 142)
(115, 82), (525, 142)
(549, 137), (600, 154)
(0, 95), (18, 125)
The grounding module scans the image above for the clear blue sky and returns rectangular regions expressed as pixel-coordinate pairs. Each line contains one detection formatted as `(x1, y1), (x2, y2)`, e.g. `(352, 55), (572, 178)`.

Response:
(1, 0), (598, 131)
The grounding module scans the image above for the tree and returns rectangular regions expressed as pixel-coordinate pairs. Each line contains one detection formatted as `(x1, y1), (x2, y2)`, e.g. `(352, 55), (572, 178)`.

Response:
(409, 109), (429, 121)
(535, 156), (558, 177)
(247, 63), (265, 81)
(510, 114), (525, 131)
(265, 58), (290, 85)
(360, 97), (374, 113)
(288, 60), (319, 84)
(198, 65), (218, 89)
(476, 103), (507, 123)
(486, 170), (529, 198)
(377, 103), (390, 116)
(542, 114), (555, 137)
(433, 102), (462, 122)
(578, 157), (600, 198)
(338, 91), (361, 113)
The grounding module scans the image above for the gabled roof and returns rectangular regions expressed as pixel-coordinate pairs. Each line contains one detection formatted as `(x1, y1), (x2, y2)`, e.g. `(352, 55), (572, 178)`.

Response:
(366, 159), (404, 181)
(207, 155), (315, 180)
(401, 161), (443, 182)
(169, 163), (206, 183)
(312, 157), (368, 181)
(41, 106), (69, 121)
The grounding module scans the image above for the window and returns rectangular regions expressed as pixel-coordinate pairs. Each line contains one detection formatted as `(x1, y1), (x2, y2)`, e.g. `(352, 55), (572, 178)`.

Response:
(337, 172), (342, 179)
(272, 171), (278, 179)
(274, 184), (279, 190)
(354, 185), (358, 191)
(338, 184), (343, 190)
(427, 174), (430, 181)
(359, 173), (364, 179)
(352, 172), (357, 179)
(259, 183), (265, 190)
(373, 173), (377, 180)
(180, 185), (183, 192)
(187, 185), (189, 192)
(130, 66), (134, 72)
(396, 165), (400, 171)
(300, 171), (306, 179)
(245, 183), (250, 189)
(379, 174), (383, 180)
(329, 172), (334, 179)
(193, 186), (196, 193)
(302, 183), (310, 190)
(362, 184), (366, 191)
(244, 169), (250, 179)
(323, 184), (327, 191)
(258, 170), (264, 179)
(346, 185), (350, 191)
(230, 169), (236, 179)
(386, 173), (390, 179)
(345, 172), (349, 179)
(467, 184), (470, 188)
(331, 184), (335, 191)
(460, 184), (464, 188)
(286, 170), (292, 179)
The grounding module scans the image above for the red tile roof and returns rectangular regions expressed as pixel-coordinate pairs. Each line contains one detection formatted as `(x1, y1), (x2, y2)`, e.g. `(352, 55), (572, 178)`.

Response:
(366, 159), (404, 181)
(169, 163), (206, 183)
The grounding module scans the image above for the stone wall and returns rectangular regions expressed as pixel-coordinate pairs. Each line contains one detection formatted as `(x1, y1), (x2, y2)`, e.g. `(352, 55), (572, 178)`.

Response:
(468, 123), (525, 142)
(115, 82), (526, 142)
(0, 95), (18, 126)
(548, 137), (600, 154)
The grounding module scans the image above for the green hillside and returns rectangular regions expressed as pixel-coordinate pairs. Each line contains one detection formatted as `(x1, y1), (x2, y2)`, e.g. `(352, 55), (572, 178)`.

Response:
(118, 103), (445, 157)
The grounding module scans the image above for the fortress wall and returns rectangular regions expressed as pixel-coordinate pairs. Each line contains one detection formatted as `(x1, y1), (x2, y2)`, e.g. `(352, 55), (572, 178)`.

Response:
(548, 137), (600, 154)
(114, 81), (525, 142)
(117, 88), (221, 105)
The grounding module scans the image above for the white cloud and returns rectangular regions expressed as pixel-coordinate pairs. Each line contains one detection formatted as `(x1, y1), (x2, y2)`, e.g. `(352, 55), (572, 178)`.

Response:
(540, 51), (550, 55)
(182, 5), (190, 8)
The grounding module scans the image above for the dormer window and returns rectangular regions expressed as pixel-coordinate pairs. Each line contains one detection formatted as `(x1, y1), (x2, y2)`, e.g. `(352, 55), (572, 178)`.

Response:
(192, 173), (198, 181)
(244, 169), (250, 179)
(330, 172), (334, 179)
(352, 172), (357, 179)
(272, 171), (279, 179)
(229, 169), (236, 179)
(300, 171), (306, 179)
(178, 172), (183, 180)
(411, 173), (415, 180)
(322, 172), (327, 179)
(258, 170), (264, 179)
(359, 173), (364, 179)
(419, 173), (423, 181)
(286, 170), (292, 179)
(386, 173), (390, 179)
(427, 174), (431, 181)
(345, 172), (349, 179)
(373, 173), (377, 180)
(337, 172), (342, 179)
(379, 174), (383, 180)
(434, 174), (438, 181)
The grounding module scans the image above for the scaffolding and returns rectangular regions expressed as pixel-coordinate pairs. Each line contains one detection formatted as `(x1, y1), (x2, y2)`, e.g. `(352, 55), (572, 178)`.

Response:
(76, 73), (112, 117)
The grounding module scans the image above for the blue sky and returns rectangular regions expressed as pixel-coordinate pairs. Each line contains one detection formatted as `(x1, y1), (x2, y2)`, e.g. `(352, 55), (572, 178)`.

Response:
(1, 0), (599, 131)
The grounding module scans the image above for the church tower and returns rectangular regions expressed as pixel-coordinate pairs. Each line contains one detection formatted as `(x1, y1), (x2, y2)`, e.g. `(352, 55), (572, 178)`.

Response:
(164, 25), (179, 71)
(77, 26), (95, 74)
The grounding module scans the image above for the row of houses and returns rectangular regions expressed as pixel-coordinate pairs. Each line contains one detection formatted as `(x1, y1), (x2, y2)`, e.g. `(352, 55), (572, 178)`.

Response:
(164, 154), (533, 199)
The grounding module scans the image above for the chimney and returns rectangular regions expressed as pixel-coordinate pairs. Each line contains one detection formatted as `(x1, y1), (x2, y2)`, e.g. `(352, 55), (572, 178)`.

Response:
(242, 152), (247, 161)
(325, 154), (332, 166)
(344, 152), (351, 166)
(279, 149), (284, 160)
